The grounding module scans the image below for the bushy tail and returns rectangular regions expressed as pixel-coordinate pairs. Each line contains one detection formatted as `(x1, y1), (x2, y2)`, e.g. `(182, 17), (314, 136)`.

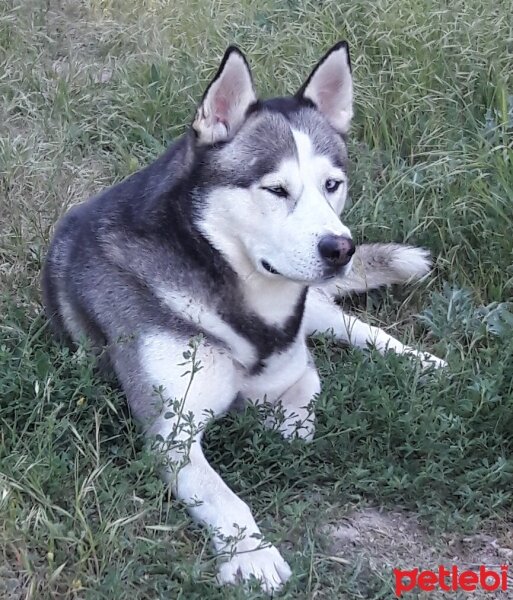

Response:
(325, 243), (432, 298)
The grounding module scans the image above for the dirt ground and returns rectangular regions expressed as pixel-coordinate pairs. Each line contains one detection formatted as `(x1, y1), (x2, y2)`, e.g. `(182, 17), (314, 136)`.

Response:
(325, 508), (513, 598)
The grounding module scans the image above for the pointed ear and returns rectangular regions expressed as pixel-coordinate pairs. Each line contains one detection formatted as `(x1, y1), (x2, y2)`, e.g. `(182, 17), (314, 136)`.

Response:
(296, 41), (353, 135)
(192, 47), (257, 145)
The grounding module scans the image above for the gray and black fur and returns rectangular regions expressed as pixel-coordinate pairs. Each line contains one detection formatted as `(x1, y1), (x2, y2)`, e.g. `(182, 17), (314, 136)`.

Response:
(42, 43), (444, 593)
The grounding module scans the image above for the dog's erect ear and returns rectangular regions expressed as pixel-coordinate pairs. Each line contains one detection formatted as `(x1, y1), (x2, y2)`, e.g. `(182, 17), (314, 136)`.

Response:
(193, 47), (257, 145)
(296, 42), (353, 135)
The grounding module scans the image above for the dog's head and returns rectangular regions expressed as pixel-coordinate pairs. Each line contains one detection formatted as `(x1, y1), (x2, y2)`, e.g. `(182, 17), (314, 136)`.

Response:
(192, 43), (355, 285)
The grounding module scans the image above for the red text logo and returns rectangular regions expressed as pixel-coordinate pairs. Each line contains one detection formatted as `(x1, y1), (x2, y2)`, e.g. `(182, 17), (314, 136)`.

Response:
(394, 565), (508, 596)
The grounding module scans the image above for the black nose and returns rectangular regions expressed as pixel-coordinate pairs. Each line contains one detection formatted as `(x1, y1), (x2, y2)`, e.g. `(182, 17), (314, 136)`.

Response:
(318, 235), (355, 267)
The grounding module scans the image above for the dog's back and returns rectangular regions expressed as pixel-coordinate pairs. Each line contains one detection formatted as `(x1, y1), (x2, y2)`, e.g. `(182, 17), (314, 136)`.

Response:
(42, 135), (192, 347)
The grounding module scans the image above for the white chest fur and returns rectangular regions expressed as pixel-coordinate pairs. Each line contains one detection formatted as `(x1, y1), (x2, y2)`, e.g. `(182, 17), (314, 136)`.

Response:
(240, 335), (309, 404)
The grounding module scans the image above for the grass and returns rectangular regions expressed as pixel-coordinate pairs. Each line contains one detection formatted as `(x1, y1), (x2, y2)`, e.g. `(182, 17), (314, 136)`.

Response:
(1, 0), (512, 598)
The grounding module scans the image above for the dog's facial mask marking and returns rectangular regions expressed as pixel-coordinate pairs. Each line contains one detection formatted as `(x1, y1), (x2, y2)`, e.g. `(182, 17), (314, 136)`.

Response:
(248, 128), (353, 282)
(199, 118), (353, 285)
(193, 47), (257, 144)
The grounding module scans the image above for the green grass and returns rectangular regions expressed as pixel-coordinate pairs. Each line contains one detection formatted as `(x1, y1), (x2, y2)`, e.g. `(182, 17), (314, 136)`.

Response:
(1, 0), (512, 598)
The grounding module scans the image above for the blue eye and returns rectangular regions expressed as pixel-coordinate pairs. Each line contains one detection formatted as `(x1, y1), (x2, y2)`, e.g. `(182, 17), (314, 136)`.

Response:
(325, 179), (342, 193)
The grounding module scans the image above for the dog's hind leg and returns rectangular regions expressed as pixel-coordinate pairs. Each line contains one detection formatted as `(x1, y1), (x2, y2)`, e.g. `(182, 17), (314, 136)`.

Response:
(304, 288), (447, 369)
(126, 330), (291, 594)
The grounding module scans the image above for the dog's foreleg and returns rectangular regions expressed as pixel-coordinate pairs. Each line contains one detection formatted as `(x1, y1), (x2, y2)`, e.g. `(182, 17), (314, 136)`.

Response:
(159, 433), (291, 592)
(305, 288), (447, 369)
(138, 332), (291, 593)
(265, 362), (321, 441)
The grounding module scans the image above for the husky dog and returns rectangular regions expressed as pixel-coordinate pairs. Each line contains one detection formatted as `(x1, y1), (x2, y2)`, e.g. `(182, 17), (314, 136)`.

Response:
(42, 42), (445, 593)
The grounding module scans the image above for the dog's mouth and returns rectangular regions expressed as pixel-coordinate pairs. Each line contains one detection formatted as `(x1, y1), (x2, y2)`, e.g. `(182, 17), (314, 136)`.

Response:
(324, 264), (349, 279)
(261, 260), (281, 276)
(322, 272), (337, 281)
(260, 260), (350, 283)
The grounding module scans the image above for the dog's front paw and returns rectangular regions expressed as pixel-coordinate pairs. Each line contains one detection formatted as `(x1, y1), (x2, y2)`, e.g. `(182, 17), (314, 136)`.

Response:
(409, 350), (447, 370)
(278, 416), (315, 441)
(217, 544), (292, 593)
(265, 409), (315, 441)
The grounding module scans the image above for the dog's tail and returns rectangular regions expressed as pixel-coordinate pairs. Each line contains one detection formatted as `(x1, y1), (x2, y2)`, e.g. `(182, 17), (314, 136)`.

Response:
(326, 243), (432, 298)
